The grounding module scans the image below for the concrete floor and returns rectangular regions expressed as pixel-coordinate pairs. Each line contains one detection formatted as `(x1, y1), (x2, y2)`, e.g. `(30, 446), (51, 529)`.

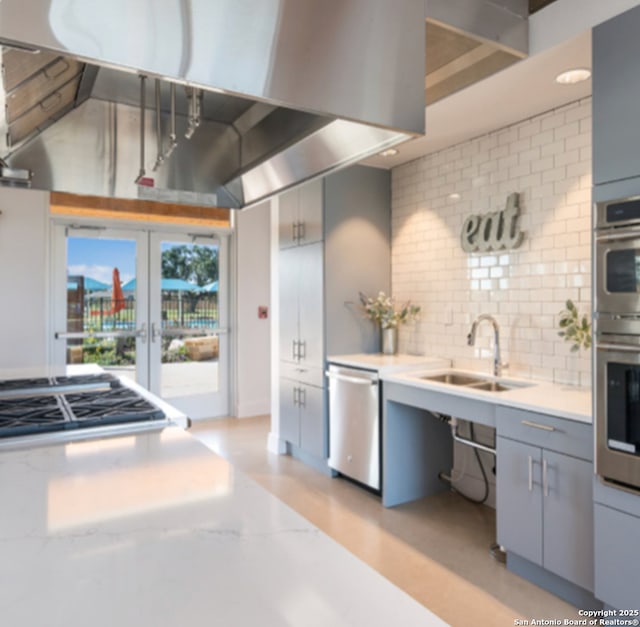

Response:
(190, 415), (582, 627)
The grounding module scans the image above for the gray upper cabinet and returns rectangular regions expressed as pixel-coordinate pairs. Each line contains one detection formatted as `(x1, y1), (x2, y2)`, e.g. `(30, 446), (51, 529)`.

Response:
(278, 179), (323, 249)
(496, 408), (595, 593)
(279, 247), (300, 363)
(277, 165), (391, 463)
(279, 243), (323, 369)
(593, 5), (640, 185)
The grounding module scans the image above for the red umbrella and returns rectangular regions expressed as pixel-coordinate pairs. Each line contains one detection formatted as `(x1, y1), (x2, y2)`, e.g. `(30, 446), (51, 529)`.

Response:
(110, 268), (125, 314)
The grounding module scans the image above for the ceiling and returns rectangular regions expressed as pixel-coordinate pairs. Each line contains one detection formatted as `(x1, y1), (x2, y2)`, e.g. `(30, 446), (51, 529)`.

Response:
(363, 2), (593, 169)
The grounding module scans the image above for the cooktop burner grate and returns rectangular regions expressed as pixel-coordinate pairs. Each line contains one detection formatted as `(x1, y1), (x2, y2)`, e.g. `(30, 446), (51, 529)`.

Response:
(0, 396), (67, 438)
(63, 387), (165, 425)
(0, 373), (120, 399)
(0, 375), (166, 439)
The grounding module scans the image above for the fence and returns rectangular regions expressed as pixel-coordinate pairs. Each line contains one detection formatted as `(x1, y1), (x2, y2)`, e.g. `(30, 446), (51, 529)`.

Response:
(83, 293), (219, 331)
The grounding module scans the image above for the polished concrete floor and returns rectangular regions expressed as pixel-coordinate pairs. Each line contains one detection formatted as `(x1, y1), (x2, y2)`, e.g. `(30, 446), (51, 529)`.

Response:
(190, 416), (582, 627)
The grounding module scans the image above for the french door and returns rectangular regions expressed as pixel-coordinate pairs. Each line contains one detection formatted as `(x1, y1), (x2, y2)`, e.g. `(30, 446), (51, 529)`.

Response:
(52, 224), (229, 419)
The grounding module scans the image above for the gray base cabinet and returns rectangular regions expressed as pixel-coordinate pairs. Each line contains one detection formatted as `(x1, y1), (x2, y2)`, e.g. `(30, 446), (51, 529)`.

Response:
(593, 479), (640, 609)
(279, 378), (324, 459)
(277, 165), (391, 464)
(496, 408), (595, 595)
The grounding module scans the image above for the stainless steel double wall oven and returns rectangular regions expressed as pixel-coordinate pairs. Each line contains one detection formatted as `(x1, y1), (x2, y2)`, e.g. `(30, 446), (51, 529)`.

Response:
(595, 196), (640, 490)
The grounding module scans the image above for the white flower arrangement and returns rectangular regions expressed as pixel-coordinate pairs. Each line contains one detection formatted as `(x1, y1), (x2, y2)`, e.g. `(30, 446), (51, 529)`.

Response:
(359, 291), (421, 329)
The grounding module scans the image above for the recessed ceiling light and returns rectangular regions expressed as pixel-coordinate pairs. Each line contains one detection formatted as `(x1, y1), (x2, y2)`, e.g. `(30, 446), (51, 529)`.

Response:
(448, 193), (461, 201)
(555, 68), (591, 85)
(379, 148), (399, 157)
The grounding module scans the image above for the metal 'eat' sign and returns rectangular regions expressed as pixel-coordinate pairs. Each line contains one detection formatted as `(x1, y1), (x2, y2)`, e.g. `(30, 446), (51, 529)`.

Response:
(461, 193), (525, 253)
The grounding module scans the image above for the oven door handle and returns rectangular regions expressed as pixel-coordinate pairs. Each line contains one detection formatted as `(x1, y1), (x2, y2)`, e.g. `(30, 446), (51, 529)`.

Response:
(596, 228), (640, 243)
(597, 342), (640, 353)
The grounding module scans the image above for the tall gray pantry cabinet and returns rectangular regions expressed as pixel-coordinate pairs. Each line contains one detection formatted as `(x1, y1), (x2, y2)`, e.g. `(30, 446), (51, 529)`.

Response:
(277, 166), (391, 468)
(592, 4), (640, 611)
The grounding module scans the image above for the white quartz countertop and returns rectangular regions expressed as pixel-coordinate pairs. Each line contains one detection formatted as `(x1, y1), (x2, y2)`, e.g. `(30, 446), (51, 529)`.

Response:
(328, 353), (451, 374)
(383, 368), (592, 424)
(0, 427), (447, 627)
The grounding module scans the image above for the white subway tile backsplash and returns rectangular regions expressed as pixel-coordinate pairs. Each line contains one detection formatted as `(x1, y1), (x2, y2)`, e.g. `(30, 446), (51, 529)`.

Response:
(392, 98), (592, 386)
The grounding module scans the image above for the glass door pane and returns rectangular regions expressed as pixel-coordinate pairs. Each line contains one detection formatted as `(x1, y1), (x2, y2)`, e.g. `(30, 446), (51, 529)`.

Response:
(149, 233), (228, 418)
(60, 227), (149, 386)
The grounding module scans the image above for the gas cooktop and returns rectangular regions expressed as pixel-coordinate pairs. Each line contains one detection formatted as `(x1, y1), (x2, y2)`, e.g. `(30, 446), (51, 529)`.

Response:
(0, 374), (166, 440)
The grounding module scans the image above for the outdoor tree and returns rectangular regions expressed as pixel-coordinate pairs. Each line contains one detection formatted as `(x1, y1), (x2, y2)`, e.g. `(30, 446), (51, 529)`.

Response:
(161, 245), (218, 285)
(161, 245), (218, 315)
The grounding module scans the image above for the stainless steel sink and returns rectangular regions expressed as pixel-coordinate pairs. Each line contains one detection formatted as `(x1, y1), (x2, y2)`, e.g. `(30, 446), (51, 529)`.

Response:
(421, 373), (487, 386)
(419, 370), (534, 392)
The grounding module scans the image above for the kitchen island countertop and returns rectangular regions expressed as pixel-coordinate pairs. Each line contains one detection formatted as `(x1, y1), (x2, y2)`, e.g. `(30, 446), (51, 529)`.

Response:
(0, 427), (446, 627)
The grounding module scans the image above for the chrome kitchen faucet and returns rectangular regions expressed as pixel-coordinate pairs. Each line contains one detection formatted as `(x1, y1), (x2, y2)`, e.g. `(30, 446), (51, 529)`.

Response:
(467, 314), (506, 377)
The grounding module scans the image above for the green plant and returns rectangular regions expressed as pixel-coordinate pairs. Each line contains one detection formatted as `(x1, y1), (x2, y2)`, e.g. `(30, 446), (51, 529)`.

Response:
(558, 299), (592, 352)
(359, 291), (420, 329)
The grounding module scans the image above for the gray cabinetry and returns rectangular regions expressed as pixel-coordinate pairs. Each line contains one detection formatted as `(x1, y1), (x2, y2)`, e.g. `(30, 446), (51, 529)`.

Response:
(496, 438), (543, 565)
(593, 5), (640, 185)
(496, 408), (595, 600)
(593, 479), (640, 609)
(279, 243), (323, 369)
(279, 377), (324, 459)
(277, 165), (391, 467)
(278, 179), (323, 249)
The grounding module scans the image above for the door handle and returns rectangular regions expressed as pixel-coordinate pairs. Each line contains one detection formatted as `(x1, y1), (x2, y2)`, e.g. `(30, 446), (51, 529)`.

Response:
(55, 324), (147, 342)
(293, 386), (299, 407)
(298, 340), (306, 360)
(292, 222), (299, 243)
(298, 221), (306, 242)
(299, 387), (306, 408)
(292, 339), (298, 360)
(596, 342), (640, 353)
(151, 322), (163, 342)
(325, 371), (378, 386)
(528, 455), (533, 492)
(543, 458), (549, 497)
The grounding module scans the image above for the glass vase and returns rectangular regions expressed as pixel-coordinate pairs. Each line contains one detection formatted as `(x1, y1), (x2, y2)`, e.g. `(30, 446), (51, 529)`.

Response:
(381, 326), (398, 355)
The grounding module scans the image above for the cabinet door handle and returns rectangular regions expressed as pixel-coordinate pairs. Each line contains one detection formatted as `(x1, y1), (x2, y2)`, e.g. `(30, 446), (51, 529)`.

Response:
(521, 419), (556, 432)
(543, 458), (549, 497)
(298, 221), (306, 241)
(293, 386), (299, 407)
(299, 388), (306, 408)
(292, 222), (298, 243)
(528, 455), (533, 492)
(292, 339), (298, 360)
(298, 340), (306, 360)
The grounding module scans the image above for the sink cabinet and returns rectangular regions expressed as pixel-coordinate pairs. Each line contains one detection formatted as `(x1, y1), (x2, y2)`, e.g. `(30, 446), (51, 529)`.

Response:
(496, 408), (595, 598)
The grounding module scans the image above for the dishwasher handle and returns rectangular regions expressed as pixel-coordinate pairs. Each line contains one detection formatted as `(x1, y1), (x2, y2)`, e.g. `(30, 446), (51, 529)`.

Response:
(325, 371), (378, 386)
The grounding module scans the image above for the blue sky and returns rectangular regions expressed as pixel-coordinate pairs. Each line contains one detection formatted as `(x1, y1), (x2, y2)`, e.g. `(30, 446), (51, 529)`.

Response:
(67, 238), (137, 285)
(67, 238), (216, 286)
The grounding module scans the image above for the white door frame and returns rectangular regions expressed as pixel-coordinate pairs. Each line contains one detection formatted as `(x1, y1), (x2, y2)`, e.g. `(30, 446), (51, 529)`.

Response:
(51, 218), (232, 418)
(148, 230), (230, 418)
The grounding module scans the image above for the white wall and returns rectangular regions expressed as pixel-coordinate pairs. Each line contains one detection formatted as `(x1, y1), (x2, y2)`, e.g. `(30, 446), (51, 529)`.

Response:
(392, 97), (592, 388)
(391, 97), (593, 504)
(0, 187), (50, 369)
(234, 202), (271, 418)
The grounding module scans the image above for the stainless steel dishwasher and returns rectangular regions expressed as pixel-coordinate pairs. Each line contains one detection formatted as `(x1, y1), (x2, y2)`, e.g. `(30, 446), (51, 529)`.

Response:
(326, 364), (380, 490)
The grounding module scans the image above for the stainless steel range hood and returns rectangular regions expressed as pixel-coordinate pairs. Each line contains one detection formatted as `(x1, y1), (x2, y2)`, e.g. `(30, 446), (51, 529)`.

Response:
(0, 0), (425, 209)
